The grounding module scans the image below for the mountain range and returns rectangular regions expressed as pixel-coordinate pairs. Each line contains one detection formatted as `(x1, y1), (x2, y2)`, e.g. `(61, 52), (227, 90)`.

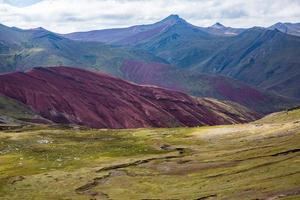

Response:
(0, 23), (165, 74)
(63, 15), (300, 43)
(0, 14), (300, 126)
(269, 22), (300, 37)
(63, 15), (300, 100)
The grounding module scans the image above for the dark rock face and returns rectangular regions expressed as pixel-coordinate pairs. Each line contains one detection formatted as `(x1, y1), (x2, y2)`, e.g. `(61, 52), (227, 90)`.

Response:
(0, 67), (258, 128)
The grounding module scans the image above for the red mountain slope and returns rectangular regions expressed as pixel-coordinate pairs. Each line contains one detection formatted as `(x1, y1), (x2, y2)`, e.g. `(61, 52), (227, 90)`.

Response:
(0, 67), (259, 128)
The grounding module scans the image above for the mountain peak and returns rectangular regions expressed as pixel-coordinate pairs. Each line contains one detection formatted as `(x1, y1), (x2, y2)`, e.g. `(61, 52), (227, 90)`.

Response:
(272, 22), (287, 28)
(160, 14), (186, 25)
(211, 22), (226, 29)
(29, 27), (47, 32)
(165, 14), (180, 20)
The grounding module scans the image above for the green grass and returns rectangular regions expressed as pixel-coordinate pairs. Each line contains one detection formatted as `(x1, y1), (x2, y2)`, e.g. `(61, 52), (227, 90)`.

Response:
(0, 96), (36, 120)
(257, 107), (300, 123)
(0, 111), (300, 199)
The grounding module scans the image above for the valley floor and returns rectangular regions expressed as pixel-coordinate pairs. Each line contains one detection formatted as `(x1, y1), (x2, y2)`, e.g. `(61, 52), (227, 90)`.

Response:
(0, 110), (300, 199)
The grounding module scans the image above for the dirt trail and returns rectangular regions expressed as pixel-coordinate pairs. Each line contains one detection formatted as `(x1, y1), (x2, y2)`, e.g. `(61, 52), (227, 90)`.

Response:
(75, 146), (189, 198)
(265, 188), (300, 200)
(206, 148), (300, 179)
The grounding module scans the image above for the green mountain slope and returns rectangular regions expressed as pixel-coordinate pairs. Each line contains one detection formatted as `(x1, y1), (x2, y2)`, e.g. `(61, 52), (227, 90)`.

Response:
(197, 28), (300, 97)
(137, 25), (300, 99)
(0, 95), (48, 125)
(257, 106), (300, 123)
(0, 24), (165, 75)
(135, 20), (227, 68)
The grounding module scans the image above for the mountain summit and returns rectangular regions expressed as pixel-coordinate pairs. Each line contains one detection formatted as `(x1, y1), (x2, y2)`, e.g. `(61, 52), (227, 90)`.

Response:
(63, 14), (190, 45)
(205, 22), (244, 36)
(210, 22), (226, 29)
(160, 14), (186, 25)
(269, 22), (300, 37)
(162, 14), (180, 21)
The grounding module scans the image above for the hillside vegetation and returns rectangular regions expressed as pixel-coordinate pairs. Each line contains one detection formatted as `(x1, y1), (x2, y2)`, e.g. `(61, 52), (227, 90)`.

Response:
(257, 106), (300, 123)
(0, 96), (46, 125)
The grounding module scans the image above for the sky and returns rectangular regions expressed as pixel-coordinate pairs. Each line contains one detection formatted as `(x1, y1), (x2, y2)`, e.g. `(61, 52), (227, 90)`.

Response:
(0, 0), (300, 33)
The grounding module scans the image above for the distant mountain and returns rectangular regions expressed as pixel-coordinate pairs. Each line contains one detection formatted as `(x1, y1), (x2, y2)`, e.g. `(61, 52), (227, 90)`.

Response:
(195, 28), (300, 99)
(63, 16), (300, 46)
(134, 18), (221, 67)
(63, 15), (190, 45)
(205, 22), (245, 36)
(134, 21), (300, 99)
(121, 60), (298, 114)
(63, 16), (247, 46)
(0, 67), (259, 128)
(0, 23), (165, 74)
(269, 22), (300, 37)
(1, 16), (300, 108)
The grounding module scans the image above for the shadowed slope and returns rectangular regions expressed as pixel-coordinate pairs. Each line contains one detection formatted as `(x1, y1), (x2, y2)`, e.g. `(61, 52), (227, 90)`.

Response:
(0, 67), (258, 128)
(121, 60), (297, 114)
(187, 28), (300, 99)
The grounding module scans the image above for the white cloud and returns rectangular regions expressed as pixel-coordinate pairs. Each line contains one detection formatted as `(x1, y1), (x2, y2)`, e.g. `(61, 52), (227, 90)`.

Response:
(0, 0), (299, 33)
(0, 0), (42, 7)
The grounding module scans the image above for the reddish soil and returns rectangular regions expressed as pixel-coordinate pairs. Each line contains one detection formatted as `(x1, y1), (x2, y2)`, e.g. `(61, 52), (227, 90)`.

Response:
(0, 67), (258, 128)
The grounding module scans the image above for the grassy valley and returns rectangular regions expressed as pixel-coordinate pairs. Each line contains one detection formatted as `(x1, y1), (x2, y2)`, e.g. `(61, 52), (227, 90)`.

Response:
(0, 109), (299, 199)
